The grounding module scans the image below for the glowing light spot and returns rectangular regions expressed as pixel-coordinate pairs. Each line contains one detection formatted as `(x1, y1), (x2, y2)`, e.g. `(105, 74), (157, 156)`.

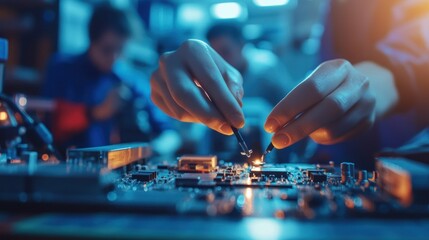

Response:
(245, 187), (253, 199)
(245, 218), (282, 239)
(18, 96), (27, 107)
(211, 2), (244, 19)
(345, 197), (355, 209)
(178, 4), (204, 23)
(0, 111), (7, 121)
(41, 154), (49, 161)
(10, 159), (22, 164)
(252, 158), (264, 167)
(275, 210), (286, 219)
(254, 0), (290, 7)
(107, 192), (117, 201)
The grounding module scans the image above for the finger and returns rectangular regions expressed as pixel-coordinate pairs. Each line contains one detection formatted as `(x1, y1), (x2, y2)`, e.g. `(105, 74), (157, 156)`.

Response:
(265, 59), (351, 133)
(150, 72), (174, 116)
(223, 66), (244, 107)
(162, 65), (233, 135)
(270, 73), (368, 149)
(180, 40), (244, 128)
(208, 47), (244, 106)
(150, 71), (195, 122)
(311, 113), (375, 145)
(150, 90), (174, 117)
(310, 92), (376, 144)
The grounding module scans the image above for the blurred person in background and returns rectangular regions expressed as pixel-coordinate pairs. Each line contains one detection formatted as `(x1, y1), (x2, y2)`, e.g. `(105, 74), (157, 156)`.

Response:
(206, 23), (292, 107)
(43, 3), (180, 156)
(150, 0), (429, 169)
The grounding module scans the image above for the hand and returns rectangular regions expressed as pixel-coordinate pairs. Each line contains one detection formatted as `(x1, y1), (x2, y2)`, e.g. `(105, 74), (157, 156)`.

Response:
(264, 59), (377, 149)
(150, 39), (244, 135)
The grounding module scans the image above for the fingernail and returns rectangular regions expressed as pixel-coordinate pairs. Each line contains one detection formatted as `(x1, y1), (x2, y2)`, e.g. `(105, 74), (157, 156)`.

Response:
(272, 134), (290, 149)
(265, 118), (280, 133)
(219, 123), (233, 135)
(232, 114), (245, 129)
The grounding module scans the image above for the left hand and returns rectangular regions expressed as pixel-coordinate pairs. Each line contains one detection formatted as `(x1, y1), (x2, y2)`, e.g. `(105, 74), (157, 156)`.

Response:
(264, 59), (376, 149)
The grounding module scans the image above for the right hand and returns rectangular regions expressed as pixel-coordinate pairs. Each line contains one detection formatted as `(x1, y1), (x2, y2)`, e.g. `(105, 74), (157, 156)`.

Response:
(150, 39), (245, 135)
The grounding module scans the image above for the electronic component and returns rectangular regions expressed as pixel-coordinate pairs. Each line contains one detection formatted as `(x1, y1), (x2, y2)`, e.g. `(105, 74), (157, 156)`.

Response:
(341, 162), (355, 184)
(0, 164), (117, 202)
(310, 173), (327, 183)
(250, 167), (287, 178)
(131, 171), (157, 182)
(376, 157), (429, 206)
(2, 149), (429, 223)
(175, 176), (200, 187)
(303, 169), (324, 178)
(177, 155), (217, 173)
(67, 143), (152, 170)
(357, 170), (369, 187)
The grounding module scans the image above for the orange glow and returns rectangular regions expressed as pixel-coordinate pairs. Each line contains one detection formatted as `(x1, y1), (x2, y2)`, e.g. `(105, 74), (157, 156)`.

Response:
(41, 154), (49, 161)
(274, 210), (285, 219)
(245, 187), (253, 199)
(10, 159), (22, 164)
(252, 158), (264, 166)
(345, 197), (355, 209)
(246, 177), (252, 185)
(0, 111), (7, 121)
(242, 188), (254, 216)
(280, 193), (288, 200)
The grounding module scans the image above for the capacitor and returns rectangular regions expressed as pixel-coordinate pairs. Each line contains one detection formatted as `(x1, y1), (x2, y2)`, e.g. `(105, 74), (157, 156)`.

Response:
(357, 170), (369, 187)
(358, 170), (367, 182)
(341, 162), (353, 184)
(349, 162), (355, 178)
(371, 171), (378, 182)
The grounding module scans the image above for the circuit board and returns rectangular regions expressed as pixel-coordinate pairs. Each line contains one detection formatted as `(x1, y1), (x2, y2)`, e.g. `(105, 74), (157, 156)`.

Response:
(111, 157), (402, 220)
(1, 144), (428, 221)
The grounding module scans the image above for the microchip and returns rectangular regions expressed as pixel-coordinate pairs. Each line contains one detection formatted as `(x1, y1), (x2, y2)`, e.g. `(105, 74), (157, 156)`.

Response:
(178, 155), (217, 173)
(175, 176), (201, 187)
(251, 177), (259, 183)
(214, 176), (223, 182)
(157, 165), (175, 170)
(310, 173), (327, 183)
(131, 171), (157, 182)
(251, 167), (287, 178)
(303, 169), (324, 178)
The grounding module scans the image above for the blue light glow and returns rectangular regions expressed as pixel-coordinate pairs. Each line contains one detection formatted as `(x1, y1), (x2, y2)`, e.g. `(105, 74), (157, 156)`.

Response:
(211, 2), (243, 19)
(253, 0), (290, 7)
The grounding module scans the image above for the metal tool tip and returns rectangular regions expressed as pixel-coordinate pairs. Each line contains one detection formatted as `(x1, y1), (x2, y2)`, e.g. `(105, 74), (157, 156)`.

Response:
(252, 157), (265, 167)
(240, 149), (253, 158)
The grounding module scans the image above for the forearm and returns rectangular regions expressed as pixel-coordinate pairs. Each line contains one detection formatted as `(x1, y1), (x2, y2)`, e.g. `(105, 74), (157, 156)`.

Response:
(354, 61), (399, 119)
